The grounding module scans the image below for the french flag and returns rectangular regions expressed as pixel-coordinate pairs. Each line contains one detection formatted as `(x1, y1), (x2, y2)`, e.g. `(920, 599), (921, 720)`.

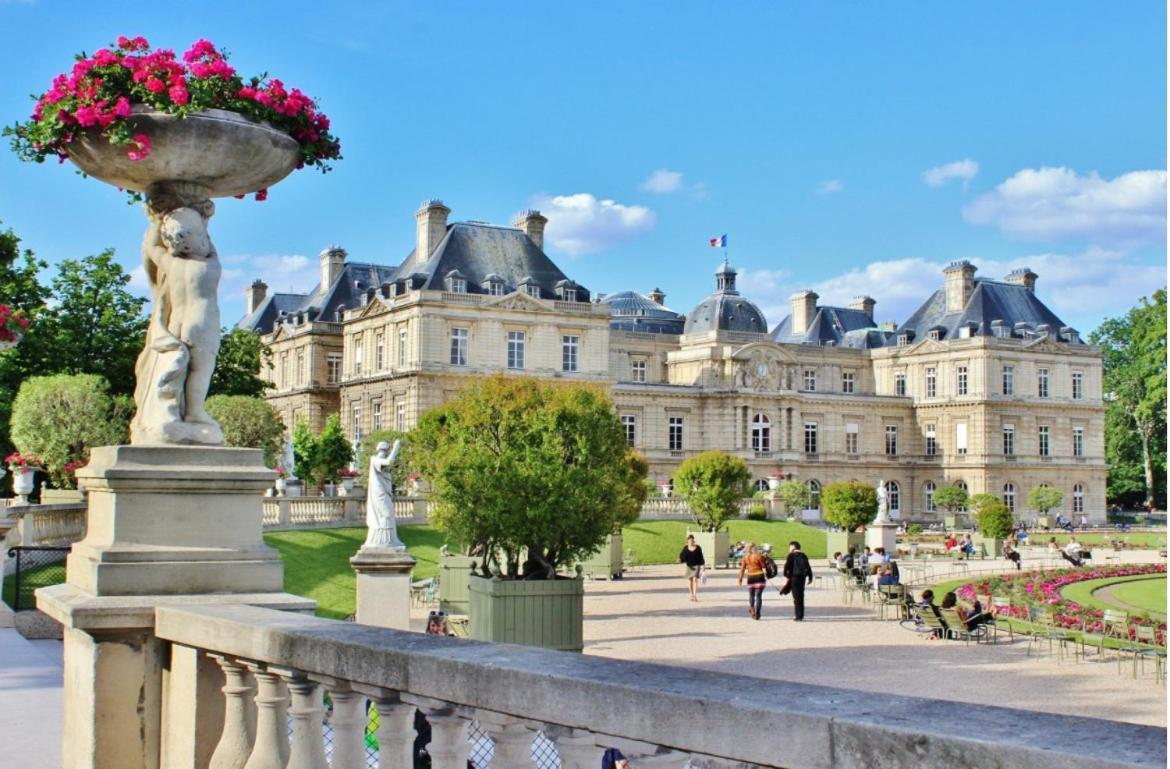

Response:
(709, 234), (727, 248)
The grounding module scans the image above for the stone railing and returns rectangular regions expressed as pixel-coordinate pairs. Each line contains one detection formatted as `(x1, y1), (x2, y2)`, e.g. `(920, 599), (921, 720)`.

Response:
(3, 502), (87, 547)
(639, 497), (776, 521)
(261, 494), (432, 531)
(152, 602), (1164, 769)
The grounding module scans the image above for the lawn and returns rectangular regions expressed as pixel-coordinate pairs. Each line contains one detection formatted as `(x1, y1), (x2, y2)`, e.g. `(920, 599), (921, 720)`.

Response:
(621, 519), (826, 564)
(1025, 532), (1166, 549)
(1061, 574), (1167, 619)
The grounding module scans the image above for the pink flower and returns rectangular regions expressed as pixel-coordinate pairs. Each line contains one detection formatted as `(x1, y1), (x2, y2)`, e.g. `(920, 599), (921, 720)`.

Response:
(254, 188), (268, 202)
(114, 96), (131, 118)
(168, 84), (189, 106)
(74, 106), (99, 127)
(145, 77), (165, 94)
(126, 133), (152, 161)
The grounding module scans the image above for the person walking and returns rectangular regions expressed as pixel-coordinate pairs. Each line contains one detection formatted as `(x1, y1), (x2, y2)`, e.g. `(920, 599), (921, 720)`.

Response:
(678, 534), (706, 602)
(782, 541), (814, 621)
(737, 543), (767, 619)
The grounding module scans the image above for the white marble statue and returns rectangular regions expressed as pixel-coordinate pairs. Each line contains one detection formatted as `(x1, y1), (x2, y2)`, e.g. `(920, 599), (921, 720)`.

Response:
(281, 437), (297, 480)
(129, 187), (224, 446)
(364, 439), (404, 549)
(875, 479), (890, 523)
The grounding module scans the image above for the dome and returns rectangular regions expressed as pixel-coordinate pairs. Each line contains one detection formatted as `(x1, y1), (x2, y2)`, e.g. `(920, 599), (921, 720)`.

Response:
(683, 261), (768, 334)
(603, 290), (686, 334)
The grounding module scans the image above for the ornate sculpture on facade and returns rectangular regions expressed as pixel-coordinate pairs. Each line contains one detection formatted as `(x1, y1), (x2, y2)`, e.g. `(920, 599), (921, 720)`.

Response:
(364, 439), (404, 549)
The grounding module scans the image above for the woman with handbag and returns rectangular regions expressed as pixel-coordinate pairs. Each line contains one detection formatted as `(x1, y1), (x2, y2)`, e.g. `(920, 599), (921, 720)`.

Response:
(737, 543), (768, 619)
(679, 534), (706, 602)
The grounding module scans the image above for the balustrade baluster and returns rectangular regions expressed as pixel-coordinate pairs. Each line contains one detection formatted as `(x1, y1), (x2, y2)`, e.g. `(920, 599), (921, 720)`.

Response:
(476, 711), (538, 769)
(406, 697), (471, 769)
(315, 678), (366, 769)
(608, 739), (691, 769)
(208, 655), (255, 769)
(547, 728), (603, 769)
(242, 664), (290, 769)
(272, 667), (329, 769)
(357, 688), (415, 769)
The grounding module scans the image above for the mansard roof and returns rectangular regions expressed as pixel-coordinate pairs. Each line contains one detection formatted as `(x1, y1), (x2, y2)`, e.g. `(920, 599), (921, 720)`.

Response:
(603, 290), (686, 334)
(898, 279), (1079, 342)
(770, 306), (886, 348)
(238, 262), (398, 334)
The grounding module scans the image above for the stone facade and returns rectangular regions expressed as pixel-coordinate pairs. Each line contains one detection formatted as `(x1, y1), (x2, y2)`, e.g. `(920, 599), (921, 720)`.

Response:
(243, 202), (1107, 522)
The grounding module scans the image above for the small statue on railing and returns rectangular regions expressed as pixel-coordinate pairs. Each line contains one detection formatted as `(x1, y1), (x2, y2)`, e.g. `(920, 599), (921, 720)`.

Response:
(363, 439), (404, 549)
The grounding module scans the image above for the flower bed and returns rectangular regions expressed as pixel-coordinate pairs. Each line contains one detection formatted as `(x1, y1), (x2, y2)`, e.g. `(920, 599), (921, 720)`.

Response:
(955, 564), (1166, 644)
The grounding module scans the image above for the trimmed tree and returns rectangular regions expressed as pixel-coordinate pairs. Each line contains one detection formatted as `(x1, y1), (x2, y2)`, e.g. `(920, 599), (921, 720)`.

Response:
(933, 485), (969, 515)
(205, 395), (285, 467)
(316, 414), (354, 482)
(776, 479), (811, 518)
(674, 450), (751, 532)
(291, 418), (318, 486)
(1028, 485), (1064, 517)
(10, 373), (130, 488)
(413, 376), (645, 579)
(977, 502), (1015, 540)
(821, 480), (878, 532)
(968, 493), (1001, 516)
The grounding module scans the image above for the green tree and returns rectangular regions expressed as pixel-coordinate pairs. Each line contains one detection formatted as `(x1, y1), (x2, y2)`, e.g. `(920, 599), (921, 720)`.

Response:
(357, 429), (413, 490)
(291, 419), (319, 485)
(933, 485), (969, 514)
(821, 480), (878, 532)
(10, 373), (130, 488)
(1091, 290), (1167, 508)
(674, 450), (751, 532)
(775, 479), (811, 518)
(204, 395), (285, 467)
(1028, 485), (1064, 516)
(976, 502), (1015, 540)
(315, 414), (354, 482)
(968, 493), (1000, 516)
(210, 328), (273, 397)
(413, 376), (643, 579)
(613, 451), (649, 530)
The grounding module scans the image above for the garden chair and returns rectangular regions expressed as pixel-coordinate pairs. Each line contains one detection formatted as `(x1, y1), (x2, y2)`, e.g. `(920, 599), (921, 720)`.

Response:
(622, 549), (639, 573)
(410, 577), (437, 608)
(939, 608), (986, 645)
(1026, 606), (1079, 663)
(1076, 609), (1112, 662)
(841, 571), (869, 605)
(917, 606), (948, 639)
(1128, 625), (1166, 683)
(991, 596), (1016, 643)
(875, 584), (906, 621)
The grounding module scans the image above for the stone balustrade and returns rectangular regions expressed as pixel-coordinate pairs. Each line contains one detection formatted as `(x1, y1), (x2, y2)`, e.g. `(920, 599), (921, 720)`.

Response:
(152, 602), (1163, 769)
(3, 502), (87, 548)
(260, 495), (432, 531)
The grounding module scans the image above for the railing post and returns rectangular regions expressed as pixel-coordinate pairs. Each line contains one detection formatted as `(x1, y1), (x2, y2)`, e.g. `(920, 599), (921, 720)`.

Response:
(406, 697), (471, 769)
(242, 664), (289, 769)
(273, 667), (328, 769)
(207, 655), (255, 769)
(277, 499), (292, 527)
(476, 710), (538, 769)
(160, 644), (226, 769)
(357, 688), (415, 769)
(314, 678), (366, 769)
(547, 728), (604, 769)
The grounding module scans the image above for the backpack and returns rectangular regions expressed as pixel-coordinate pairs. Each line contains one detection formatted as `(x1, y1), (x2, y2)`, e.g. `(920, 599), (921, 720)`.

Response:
(763, 555), (778, 579)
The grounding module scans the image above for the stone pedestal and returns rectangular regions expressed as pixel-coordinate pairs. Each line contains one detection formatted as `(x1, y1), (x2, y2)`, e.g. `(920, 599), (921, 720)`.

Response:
(351, 547), (416, 630)
(865, 520), (898, 554)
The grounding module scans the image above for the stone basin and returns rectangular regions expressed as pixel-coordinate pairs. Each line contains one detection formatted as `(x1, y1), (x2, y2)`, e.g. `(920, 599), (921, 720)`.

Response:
(68, 108), (299, 198)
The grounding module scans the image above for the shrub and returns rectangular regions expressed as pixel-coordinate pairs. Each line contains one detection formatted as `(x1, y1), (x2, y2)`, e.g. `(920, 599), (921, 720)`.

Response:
(821, 480), (878, 532)
(1028, 485), (1064, 515)
(775, 479), (811, 517)
(674, 450), (750, 532)
(968, 493), (1001, 516)
(907, 524), (924, 535)
(933, 485), (969, 514)
(747, 504), (768, 521)
(204, 395), (284, 467)
(977, 502), (1015, 540)
(316, 414), (353, 482)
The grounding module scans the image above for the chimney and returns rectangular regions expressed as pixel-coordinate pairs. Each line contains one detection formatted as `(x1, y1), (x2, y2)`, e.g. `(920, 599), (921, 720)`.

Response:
(790, 290), (819, 335)
(513, 209), (548, 250)
(879, 321), (897, 332)
(848, 295), (876, 321)
(245, 279), (267, 315)
(319, 246), (346, 289)
(416, 199), (451, 259)
(1004, 267), (1038, 293)
(648, 287), (666, 305)
(943, 260), (977, 313)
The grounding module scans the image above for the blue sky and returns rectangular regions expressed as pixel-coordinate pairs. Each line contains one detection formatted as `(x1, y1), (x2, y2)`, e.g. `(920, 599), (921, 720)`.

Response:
(1, 1), (1165, 333)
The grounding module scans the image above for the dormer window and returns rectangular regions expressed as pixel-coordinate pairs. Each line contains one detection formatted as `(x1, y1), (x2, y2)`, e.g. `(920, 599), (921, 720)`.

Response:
(991, 321), (1010, 338)
(562, 289), (577, 302)
(525, 284), (541, 298)
(929, 329), (942, 341)
(897, 333), (911, 347)
(445, 269), (467, 293)
(482, 273), (506, 296)
(555, 279), (579, 302)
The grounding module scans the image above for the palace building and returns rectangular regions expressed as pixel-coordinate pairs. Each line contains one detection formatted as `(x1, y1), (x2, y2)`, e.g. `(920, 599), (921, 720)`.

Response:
(240, 200), (1107, 521)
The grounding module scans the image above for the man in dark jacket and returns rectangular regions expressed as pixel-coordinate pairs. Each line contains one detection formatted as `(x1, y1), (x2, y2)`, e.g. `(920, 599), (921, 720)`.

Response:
(782, 541), (814, 621)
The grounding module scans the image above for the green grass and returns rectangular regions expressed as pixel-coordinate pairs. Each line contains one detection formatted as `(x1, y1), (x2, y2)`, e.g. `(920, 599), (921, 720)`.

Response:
(1, 559), (67, 610)
(1027, 532), (1166, 548)
(1061, 574), (1166, 619)
(1112, 577), (1167, 616)
(620, 519), (826, 563)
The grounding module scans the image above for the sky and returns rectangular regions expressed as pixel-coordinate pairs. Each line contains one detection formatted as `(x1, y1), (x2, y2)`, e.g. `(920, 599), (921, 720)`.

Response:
(0, 1), (1165, 334)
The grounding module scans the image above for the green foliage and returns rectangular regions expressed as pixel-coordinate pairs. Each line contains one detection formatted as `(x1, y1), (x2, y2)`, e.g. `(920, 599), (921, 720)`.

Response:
(775, 479), (811, 516)
(316, 414), (354, 481)
(613, 451), (649, 529)
(907, 524), (924, 535)
(977, 502), (1015, 539)
(674, 450), (750, 533)
(1028, 485), (1064, 515)
(821, 480), (878, 532)
(412, 376), (644, 579)
(968, 493), (1000, 515)
(291, 419), (318, 485)
(10, 373), (130, 487)
(357, 430), (412, 490)
(210, 328), (273, 397)
(747, 504), (768, 521)
(933, 484), (969, 514)
(1091, 290), (1167, 508)
(204, 395), (285, 467)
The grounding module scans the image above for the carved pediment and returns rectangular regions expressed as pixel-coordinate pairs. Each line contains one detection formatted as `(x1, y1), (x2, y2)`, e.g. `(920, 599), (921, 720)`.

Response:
(732, 347), (789, 391)
(352, 296), (391, 321)
(731, 341), (797, 364)
(484, 291), (551, 312)
(1022, 335), (1071, 354)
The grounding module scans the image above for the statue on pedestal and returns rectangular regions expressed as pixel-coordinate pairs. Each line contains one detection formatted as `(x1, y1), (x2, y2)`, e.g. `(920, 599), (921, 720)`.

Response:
(363, 439), (404, 549)
(875, 479), (890, 523)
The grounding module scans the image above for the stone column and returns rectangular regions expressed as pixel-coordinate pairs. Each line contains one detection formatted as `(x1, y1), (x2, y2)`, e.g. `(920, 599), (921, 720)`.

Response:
(351, 547), (417, 629)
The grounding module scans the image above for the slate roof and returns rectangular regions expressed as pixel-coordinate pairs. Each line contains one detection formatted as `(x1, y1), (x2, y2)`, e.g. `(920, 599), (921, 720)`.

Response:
(683, 263), (768, 335)
(897, 279), (1079, 343)
(238, 262), (398, 334)
(770, 306), (884, 347)
(603, 290), (685, 334)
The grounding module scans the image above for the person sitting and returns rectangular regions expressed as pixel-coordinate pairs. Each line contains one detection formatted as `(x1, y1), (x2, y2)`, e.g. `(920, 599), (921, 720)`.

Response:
(843, 547), (858, 576)
(944, 534), (958, 552)
(1047, 537), (1059, 557)
(1015, 525), (1029, 545)
(1061, 537), (1084, 567)
(1003, 542), (1022, 570)
(959, 533), (976, 559)
(918, 589), (944, 638)
(942, 591), (991, 632)
(874, 564), (899, 592)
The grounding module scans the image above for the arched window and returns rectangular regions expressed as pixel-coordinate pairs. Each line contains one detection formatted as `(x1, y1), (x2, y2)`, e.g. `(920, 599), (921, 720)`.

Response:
(955, 480), (969, 510)
(753, 479), (770, 492)
(751, 413), (771, 453)
(1003, 482), (1016, 513)
(924, 481), (937, 513)
(884, 481), (900, 514)
(806, 479), (821, 510)
(1073, 484), (1085, 514)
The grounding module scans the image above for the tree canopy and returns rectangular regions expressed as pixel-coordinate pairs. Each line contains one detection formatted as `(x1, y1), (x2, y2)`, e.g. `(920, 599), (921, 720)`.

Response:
(1027, 485), (1063, 515)
(205, 395), (285, 467)
(976, 502), (1014, 540)
(775, 479), (811, 518)
(210, 328), (273, 397)
(821, 480), (878, 532)
(291, 414), (353, 487)
(674, 450), (750, 532)
(933, 485), (969, 514)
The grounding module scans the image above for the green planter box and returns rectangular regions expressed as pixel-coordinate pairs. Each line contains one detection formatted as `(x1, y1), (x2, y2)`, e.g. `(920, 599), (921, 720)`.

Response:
(1037, 516), (1051, 530)
(579, 533), (623, 579)
(973, 535), (1004, 558)
(825, 531), (866, 561)
(438, 554), (476, 615)
(469, 574), (584, 651)
(688, 530), (729, 568)
(39, 489), (84, 504)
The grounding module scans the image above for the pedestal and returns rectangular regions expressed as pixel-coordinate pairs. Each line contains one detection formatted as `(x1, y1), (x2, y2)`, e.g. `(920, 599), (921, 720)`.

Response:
(865, 520), (898, 554)
(351, 547), (416, 630)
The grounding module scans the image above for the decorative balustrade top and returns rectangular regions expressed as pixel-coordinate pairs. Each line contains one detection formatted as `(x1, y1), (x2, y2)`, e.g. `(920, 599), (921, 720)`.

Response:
(154, 603), (1164, 769)
(4, 503), (87, 546)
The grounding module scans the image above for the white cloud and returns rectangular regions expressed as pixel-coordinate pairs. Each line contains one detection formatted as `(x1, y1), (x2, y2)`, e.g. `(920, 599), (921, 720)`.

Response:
(218, 253), (321, 299)
(640, 169), (684, 194)
(922, 158), (979, 188)
(533, 193), (655, 256)
(815, 179), (843, 195)
(963, 167), (1166, 245)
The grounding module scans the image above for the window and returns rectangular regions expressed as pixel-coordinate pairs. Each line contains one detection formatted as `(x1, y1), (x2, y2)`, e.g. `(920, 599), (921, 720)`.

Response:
(525, 284), (540, 298)
(398, 327), (407, 367)
(668, 416), (684, 452)
(1072, 371), (1083, 400)
(296, 351), (304, 386)
(395, 401), (405, 432)
(955, 365), (968, 396)
(804, 422), (818, 454)
(842, 371), (855, 394)
(449, 277), (466, 293)
(925, 424), (937, 456)
(845, 422), (859, 454)
(885, 425), (898, 456)
(884, 481), (900, 513)
(450, 327), (468, 366)
(926, 368), (937, 398)
(1003, 483), (1016, 512)
(1002, 366), (1014, 396)
(1073, 427), (1084, 457)
(924, 481), (937, 513)
(561, 288), (578, 302)
(751, 413), (771, 453)
(562, 335), (580, 372)
(507, 331), (525, 369)
(631, 359), (647, 383)
(1038, 367), (1049, 398)
(1073, 484), (1084, 514)
(955, 422), (968, 455)
(894, 373), (906, 397)
(803, 369), (816, 391)
(375, 334), (384, 370)
(806, 480), (821, 510)
(753, 479), (770, 492)
(353, 335), (363, 375)
(351, 403), (362, 447)
(487, 282), (505, 296)
(280, 353), (288, 388)
(621, 415), (637, 447)
(929, 329), (942, 342)
(327, 353), (342, 384)
(1038, 425), (1050, 457)
(1002, 423), (1015, 455)
(372, 402), (382, 431)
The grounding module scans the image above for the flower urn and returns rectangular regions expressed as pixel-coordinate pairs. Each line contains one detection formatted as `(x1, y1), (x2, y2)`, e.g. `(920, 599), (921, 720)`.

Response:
(12, 468), (35, 497)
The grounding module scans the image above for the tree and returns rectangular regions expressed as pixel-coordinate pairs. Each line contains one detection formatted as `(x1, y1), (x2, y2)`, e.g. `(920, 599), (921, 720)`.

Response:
(968, 493), (1000, 516)
(1028, 485), (1064, 516)
(821, 480), (878, 532)
(976, 502), (1014, 540)
(315, 414), (354, 482)
(205, 395), (285, 467)
(775, 479), (811, 518)
(613, 451), (649, 530)
(10, 373), (130, 488)
(674, 450), (750, 532)
(210, 328), (273, 397)
(1091, 290), (1167, 509)
(933, 485), (969, 515)
(413, 376), (644, 579)
(291, 419), (319, 485)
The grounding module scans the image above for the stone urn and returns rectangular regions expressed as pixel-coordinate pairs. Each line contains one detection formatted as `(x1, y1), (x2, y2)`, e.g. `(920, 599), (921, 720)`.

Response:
(768, 475), (781, 491)
(274, 477), (286, 495)
(11, 467), (35, 497)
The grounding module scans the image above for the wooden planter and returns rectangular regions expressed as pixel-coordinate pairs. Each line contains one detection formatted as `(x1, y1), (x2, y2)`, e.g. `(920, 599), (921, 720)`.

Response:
(973, 535), (1004, 558)
(438, 554), (477, 615)
(39, 488), (83, 504)
(825, 531), (866, 560)
(579, 533), (623, 579)
(469, 574), (584, 651)
(688, 530), (729, 568)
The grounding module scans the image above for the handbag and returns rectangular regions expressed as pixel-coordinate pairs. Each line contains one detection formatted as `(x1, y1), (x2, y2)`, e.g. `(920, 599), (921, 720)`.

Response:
(779, 579), (792, 596)
(699, 566), (708, 585)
